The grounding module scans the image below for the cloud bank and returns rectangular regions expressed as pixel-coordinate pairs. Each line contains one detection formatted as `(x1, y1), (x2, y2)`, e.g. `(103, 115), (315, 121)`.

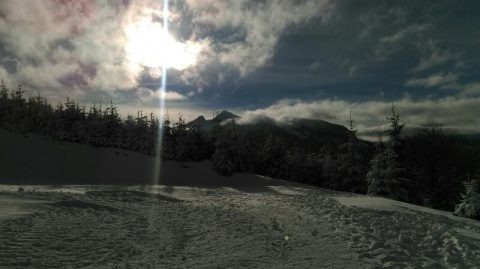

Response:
(241, 97), (480, 140)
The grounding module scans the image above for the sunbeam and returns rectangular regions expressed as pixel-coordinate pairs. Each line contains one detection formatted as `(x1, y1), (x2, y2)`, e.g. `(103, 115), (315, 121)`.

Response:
(153, 0), (170, 186)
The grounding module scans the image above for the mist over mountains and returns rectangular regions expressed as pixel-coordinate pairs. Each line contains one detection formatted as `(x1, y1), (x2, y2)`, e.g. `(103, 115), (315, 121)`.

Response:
(186, 110), (366, 152)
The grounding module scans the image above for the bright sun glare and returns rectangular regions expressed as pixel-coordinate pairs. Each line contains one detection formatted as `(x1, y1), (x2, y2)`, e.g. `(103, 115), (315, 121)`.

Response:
(125, 17), (201, 71)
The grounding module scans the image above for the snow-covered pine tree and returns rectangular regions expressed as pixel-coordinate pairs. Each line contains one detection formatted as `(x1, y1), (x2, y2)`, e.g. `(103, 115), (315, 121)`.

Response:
(135, 110), (151, 154)
(386, 103), (404, 153)
(186, 117), (208, 161)
(102, 101), (122, 148)
(407, 120), (463, 210)
(241, 126), (256, 173)
(321, 148), (340, 190)
(227, 118), (248, 172)
(454, 173), (480, 220)
(383, 141), (409, 200)
(121, 114), (135, 151)
(212, 119), (234, 176)
(56, 97), (85, 143)
(172, 114), (189, 162)
(367, 105), (410, 201)
(4, 85), (27, 132)
(161, 112), (175, 160)
(259, 132), (288, 179)
(86, 103), (103, 146)
(285, 146), (307, 183)
(207, 110), (222, 158)
(336, 111), (367, 193)
(0, 80), (9, 128)
(25, 92), (53, 135)
(146, 112), (160, 156)
(212, 118), (247, 176)
(366, 131), (386, 195)
(367, 135), (408, 200)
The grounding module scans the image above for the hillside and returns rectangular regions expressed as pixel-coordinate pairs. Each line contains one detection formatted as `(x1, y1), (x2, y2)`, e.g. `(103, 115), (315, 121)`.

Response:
(0, 128), (279, 189)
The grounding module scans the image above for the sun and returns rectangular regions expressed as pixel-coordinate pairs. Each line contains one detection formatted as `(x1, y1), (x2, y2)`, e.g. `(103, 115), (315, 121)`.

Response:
(125, 17), (201, 71)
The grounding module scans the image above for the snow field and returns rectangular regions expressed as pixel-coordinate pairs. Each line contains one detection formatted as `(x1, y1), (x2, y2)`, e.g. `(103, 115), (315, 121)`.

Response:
(0, 187), (357, 268)
(329, 195), (480, 268)
(1, 186), (479, 268)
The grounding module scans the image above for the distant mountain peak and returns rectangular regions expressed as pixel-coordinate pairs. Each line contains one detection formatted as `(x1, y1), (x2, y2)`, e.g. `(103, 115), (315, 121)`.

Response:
(215, 110), (240, 121)
(194, 115), (206, 122)
(186, 111), (240, 129)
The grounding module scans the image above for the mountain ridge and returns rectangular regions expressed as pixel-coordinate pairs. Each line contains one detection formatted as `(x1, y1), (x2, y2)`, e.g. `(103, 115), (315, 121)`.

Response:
(186, 110), (357, 151)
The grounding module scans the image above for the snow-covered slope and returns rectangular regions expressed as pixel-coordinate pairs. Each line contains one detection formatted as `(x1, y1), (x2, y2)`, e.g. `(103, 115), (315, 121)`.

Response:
(1, 129), (479, 268)
(0, 128), (282, 188)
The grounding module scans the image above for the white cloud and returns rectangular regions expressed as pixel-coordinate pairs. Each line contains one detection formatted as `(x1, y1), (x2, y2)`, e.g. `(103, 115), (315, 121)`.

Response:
(404, 74), (480, 97)
(412, 48), (461, 72)
(358, 7), (408, 40)
(462, 83), (480, 96)
(136, 87), (187, 104)
(184, 0), (332, 76)
(379, 25), (428, 44)
(0, 0), (136, 95)
(0, 66), (15, 86)
(349, 65), (359, 76)
(241, 97), (480, 140)
(308, 61), (322, 71)
(405, 73), (458, 88)
(375, 24), (429, 60)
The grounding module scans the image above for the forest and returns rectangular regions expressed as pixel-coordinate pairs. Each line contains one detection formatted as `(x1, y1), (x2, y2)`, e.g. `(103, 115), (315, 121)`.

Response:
(0, 80), (479, 220)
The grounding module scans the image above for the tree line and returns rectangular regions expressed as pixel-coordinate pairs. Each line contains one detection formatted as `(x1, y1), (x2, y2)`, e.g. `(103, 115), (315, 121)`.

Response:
(0, 81), (479, 220)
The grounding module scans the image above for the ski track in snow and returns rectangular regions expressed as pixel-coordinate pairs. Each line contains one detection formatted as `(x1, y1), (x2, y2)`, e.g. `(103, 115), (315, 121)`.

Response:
(0, 186), (479, 268)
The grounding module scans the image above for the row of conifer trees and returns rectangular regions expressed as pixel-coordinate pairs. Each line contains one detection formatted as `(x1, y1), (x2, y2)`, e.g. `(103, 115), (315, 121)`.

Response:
(0, 80), (478, 219)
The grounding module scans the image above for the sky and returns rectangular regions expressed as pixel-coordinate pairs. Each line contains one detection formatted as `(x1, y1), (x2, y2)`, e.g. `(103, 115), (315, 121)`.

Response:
(0, 0), (479, 139)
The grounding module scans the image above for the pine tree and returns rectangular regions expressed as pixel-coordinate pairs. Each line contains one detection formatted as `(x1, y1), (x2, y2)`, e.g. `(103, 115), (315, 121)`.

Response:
(241, 126), (256, 173)
(102, 101), (122, 148)
(8, 85), (26, 132)
(367, 105), (409, 201)
(146, 112), (160, 155)
(408, 120), (463, 209)
(55, 97), (85, 143)
(212, 123), (234, 176)
(212, 118), (248, 176)
(86, 103), (102, 146)
(321, 147), (340, 190)
(173, 114), (189, 162)
(135, 110), (150, 154)
(285, 146), (307, 183)
(187, 117), (208, 161)
(259, 132), (288, 179)
(454, 173), (480, 220)
(207, 110), (222, 158)
(336, 111), (367, 193)
(25, 92), (53, 134)
(386, 103), (404, 153)
(0, 80), (9, 127)
(367, 131), (385, 194)
(161, 112), (175, 160)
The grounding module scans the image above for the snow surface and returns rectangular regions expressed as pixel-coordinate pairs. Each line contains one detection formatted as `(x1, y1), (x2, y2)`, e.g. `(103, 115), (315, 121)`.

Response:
(1, 184), (480, 268)
(334, 195), (480, 267)
(1, 185), (358, 268)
